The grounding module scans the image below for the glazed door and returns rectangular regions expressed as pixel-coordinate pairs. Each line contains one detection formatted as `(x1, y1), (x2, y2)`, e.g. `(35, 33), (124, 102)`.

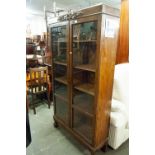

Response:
(70, 17), (99, 144)
(51, 22), (70, 125)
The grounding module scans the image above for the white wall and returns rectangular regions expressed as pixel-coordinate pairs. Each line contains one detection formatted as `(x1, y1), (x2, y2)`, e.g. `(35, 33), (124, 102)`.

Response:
(26, 13), (46, 37)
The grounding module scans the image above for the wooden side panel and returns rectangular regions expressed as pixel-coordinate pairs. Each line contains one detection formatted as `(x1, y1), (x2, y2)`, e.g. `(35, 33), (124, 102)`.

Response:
(78, 5), (102, 16)
(94, 14), (119, 147)
(77, 4), (119, 19)
(102, 4), (120, 17)
(116, 0), (129, 64)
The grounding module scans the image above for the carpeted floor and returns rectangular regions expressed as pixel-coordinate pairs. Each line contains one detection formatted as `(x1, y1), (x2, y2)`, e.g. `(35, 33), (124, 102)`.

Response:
(26, 103), (129, 155)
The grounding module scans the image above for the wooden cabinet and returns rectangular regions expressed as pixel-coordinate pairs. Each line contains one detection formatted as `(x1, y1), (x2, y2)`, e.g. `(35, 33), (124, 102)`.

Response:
(116, 0), (129, 64)
(50, 4), (119, 155)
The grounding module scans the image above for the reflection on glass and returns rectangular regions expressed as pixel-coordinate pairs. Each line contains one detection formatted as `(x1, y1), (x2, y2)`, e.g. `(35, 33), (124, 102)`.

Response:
(51, 25), (69, 126)
(73, 22), (97, 41)
(73, 109), (93, 143)
(73, 69), (95, 96)
(54, 64), (67, 85)
(51, 26), (67, 63)
(73, 90), (94, 115)
(55, 97), (68, 124)
(54, 81), (68, 99)
(72, 21), (97, 71)
(72, 22), (96, 142)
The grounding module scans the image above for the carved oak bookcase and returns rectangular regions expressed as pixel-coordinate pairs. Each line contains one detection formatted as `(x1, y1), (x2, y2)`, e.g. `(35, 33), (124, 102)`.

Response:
(49, 4), (119, 155)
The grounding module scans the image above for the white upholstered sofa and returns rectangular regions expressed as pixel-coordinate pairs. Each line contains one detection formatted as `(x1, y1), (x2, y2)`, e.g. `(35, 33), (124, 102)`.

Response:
(108, 63), (129, 149)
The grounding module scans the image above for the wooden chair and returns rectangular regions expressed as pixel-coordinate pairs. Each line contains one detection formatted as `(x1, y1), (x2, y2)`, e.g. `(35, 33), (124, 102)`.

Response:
(28, 66), (50, 114)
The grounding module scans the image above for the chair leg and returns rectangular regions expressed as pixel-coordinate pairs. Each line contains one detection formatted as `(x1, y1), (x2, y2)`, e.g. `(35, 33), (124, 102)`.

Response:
(47, 92), (51, 109)
(54, 120), (59, 128)
(26, 95), (29, 113)
(33, 107), (36, 115)
(32, 95), (36, 114)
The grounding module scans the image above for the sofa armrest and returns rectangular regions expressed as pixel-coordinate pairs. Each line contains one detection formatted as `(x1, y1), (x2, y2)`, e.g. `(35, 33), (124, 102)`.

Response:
(110, 99), (128, 128)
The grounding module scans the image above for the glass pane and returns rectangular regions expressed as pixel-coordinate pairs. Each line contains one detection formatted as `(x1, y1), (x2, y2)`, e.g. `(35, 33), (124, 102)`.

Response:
(73, 109), (93, 143)
(73, 90), (94, 115)
(55, 96), (68, 124)
(51, 26), (67, 63)
(73, 69), (95, 96)
(54, 64), (67, 85)
(73, 22), (97, 41)
(72, 22), (96, 142)
(51, 25), (69, 126)
(54, 81), (68, 99)
(72, 21), (97, 71)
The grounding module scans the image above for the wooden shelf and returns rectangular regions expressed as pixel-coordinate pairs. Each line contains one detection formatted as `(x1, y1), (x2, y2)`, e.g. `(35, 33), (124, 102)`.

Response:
(55, 76), (80, 85)
(72, 105), (93, 118)
(73, 93), (94, 117)
(55, 85), (68, 101)
(55, 76), (68, 85)
(54, 61), (67, 66)
(59, 48), (67, 50)
(53, 41), (67, 43)
(54, 93), (68, 102)
(73, 113), (92, 143)
(55, 97), (68, 124)
(74, 64), (95, 72)
(73, 40), (96, 43)
(74, 83), (95, 96)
